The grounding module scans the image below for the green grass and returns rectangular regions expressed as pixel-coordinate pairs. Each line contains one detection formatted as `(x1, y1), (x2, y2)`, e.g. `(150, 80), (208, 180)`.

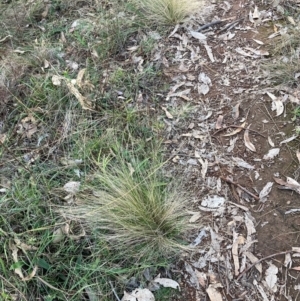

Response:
(63, 151), (190, 263)
(0, 0), (193, 299)
(262, 16), (300, 89)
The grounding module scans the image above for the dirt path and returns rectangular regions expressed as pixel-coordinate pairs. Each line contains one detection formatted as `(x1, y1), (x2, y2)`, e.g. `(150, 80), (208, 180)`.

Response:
(159, 0), (300, 299)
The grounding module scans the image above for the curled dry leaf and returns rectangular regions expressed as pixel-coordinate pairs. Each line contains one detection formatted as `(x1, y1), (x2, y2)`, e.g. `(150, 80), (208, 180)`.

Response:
(76, 68), (86, 88)
(244, 125), (256, 152)
(232, 102), (241, 119)
(272, 100), (284, 116)
(244, 252), (262, 274)
(161, 107), (173, 119)
(297, 150), (300, 164)
(206, 283), (223, 301)
(198, 157), (208, 179)
(268, 136), (275, 147)
(195, 270), (207, 288)
(10, 243), (24, 279)
(223, 121), (246, 137)
(280, 135), (298, 145)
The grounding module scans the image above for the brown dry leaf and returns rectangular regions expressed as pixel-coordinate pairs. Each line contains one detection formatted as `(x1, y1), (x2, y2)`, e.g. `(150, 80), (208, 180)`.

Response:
(18, 114), (38, 139)
(292, 266), (300, 271)
(14, 238), (38, 251)
(52, 224), (70, 243)
(287, 16), (296, 26)
(0, 133), (7, 144)
(206, 283), (223, 301)
(195, 270), (207, 288)
(0, 35), (12, 43)
(215, 115), (223, 129)
(23, 266), (38, 281)
(198, 157), (208, 179)
(69, 229), (86, 241)
(76, 68), (86, 88)
(10, 243), (24, 279)
(223, 122), (246, 137)
(161, 107), (173, 119)
(65, 81), (93, 110)
(189, 211), (202, 223)
(244, 125), (256, 152)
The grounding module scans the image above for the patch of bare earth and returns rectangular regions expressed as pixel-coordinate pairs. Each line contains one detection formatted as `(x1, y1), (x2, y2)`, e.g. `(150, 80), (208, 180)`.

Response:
(158, 0), (300, 300)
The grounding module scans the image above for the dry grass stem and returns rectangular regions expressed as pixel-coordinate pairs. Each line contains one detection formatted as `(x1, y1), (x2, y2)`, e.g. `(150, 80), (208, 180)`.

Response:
(132, 0), (204, 24)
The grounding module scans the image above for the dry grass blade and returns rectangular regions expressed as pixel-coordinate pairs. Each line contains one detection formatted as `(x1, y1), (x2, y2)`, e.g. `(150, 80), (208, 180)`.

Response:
(132, 0), (204, 25)
(64, 159), (191, 260)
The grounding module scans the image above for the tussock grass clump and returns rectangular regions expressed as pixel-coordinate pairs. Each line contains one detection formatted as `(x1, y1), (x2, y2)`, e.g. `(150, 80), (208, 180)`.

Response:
(132, 0), (204, 25)
(66, 157), (190, 261)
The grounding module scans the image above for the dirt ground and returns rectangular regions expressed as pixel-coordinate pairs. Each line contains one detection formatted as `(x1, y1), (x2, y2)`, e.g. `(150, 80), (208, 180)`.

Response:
(159, 0), (300, 300)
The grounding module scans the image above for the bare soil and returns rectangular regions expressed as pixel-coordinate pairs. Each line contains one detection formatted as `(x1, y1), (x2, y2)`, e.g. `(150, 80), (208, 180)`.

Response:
(161, 0), (300, 299)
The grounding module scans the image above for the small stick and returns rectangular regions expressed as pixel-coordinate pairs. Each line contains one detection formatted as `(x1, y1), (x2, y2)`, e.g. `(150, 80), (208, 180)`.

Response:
(196, 20), (223, 31)
(0, 274), (27, 301)
(237, 250), (292, 281)
(220, 176), (260, 201)
(213, 126), (266, 138)
(109, 281), (121, 301)
(218, 17), (245, 34)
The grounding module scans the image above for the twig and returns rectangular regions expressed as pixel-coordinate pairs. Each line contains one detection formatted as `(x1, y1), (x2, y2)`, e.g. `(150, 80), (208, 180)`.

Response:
(109, 281), (121, 301)
(213, 125), (266, 138)
(220, 176), (260, 201)
(196, 20), (223, 31)
(237, 250), (292, 281)
(0, 273), (27, 301)
(218, 17), (245, 34)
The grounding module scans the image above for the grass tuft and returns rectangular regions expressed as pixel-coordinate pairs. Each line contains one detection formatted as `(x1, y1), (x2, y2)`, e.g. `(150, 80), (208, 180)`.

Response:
(64, 154), (191, 262)
(131, 0), (204, 25)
